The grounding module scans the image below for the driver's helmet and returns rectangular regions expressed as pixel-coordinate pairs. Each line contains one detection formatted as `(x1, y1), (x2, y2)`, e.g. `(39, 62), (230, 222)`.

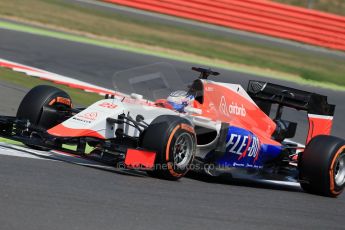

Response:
(167, 90), (194, 112)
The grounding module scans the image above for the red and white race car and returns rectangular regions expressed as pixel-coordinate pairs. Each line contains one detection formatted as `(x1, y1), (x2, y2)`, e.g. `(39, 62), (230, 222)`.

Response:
(0, 64), (344, 197)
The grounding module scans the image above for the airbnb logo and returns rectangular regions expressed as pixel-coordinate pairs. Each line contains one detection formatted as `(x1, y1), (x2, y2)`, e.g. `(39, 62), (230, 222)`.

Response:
(219, 96), (246, 117)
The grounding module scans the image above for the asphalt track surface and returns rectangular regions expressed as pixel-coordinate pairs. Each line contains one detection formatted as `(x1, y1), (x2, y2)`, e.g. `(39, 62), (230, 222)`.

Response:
(0, 28), (345, 229)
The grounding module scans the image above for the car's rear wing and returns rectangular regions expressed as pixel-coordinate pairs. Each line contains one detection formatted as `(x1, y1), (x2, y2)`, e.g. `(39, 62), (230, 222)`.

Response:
(247, 80), (335, 144)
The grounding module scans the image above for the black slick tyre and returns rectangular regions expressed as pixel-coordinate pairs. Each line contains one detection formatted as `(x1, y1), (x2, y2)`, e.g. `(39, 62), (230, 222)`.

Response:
(140, 115), (196, 180)
(299, 135), (345, 197)
(16, 85), (72, 150)
(17, 85), (72, 129)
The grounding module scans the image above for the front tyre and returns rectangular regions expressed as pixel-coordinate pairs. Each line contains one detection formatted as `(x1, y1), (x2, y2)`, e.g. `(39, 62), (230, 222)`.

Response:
(140, 115), (196, 180)
(16, 85), (72, 150)
(299, 135), (345, 197)
(17, 85), (72, 129)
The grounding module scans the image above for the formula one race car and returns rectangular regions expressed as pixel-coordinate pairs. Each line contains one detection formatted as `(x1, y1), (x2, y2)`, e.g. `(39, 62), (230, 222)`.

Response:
(0, 63), (344, 197)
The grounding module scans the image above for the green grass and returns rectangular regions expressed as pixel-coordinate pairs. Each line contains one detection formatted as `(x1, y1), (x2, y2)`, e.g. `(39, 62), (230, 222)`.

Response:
(274, 0), (345, 16)
(0, 0), (345, 88)
(0, 135), (94, 154)
(0, 67), (102, 106)
(62, 144), (94, 154)
(0, 137), (23, 146)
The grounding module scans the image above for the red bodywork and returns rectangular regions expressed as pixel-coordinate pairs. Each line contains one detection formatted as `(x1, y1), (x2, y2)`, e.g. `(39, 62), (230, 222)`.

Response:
(196, 81), (279, 146)
(125, 149), (156, 169)
(307, 114), (334, 144)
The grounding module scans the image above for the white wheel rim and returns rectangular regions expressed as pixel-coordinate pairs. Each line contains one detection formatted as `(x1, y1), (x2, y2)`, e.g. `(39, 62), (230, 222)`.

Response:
(334, 152), (345, 187)
(172, 132), (193, 168)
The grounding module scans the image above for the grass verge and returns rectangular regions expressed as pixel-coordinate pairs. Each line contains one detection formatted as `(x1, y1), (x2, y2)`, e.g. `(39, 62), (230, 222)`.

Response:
(0, 137), (23, 146)
(0, 0), (344, 89)
(0, 67), (102, 106)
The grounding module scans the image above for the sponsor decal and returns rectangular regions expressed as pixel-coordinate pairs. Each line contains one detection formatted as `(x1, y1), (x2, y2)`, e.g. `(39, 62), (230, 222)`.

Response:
(180, 123), (195, 133)
(226, 133), (261, 162)
(56, 97), (72, 106)
(77, 112), (98, 121)
(99, 102), (118, 109)
(49, 97), (71, 106)
(215, 126), (281, 169)
(232, 162), (245, 167)
(72, 117), (91, 124)
(219, 96), (246, 117)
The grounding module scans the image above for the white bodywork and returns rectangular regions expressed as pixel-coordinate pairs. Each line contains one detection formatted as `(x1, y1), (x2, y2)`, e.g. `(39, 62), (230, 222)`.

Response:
(49, 95), (223, 159)
(60, 98), (177, 138)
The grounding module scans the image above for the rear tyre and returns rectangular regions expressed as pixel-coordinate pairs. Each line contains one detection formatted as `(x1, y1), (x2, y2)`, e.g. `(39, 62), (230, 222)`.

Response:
(140, 115), (196, 180)
(299, 135), (345, 197)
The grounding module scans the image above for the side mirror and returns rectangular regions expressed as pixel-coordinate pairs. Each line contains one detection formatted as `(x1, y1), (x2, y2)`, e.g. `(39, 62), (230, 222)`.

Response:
(130, 93), (143, 100)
